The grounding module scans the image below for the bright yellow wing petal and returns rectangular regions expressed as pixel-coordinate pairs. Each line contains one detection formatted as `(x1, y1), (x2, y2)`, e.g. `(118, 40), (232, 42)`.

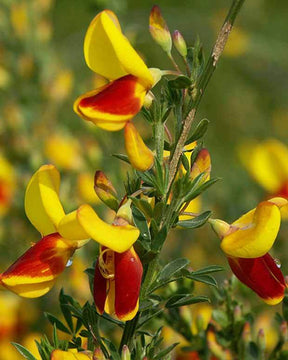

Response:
(84, 10), (153, 87)
(73, 204), (139, 253)
(221, 201), (281, 258)
(25, 165), (65, 236)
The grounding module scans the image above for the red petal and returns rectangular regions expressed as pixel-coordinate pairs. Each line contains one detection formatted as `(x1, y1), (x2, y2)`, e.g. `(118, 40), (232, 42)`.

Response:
(0, 233), (76, 297)
(93, 258), (107, 314)
(76, 75), (146, 120)
(228, 253), (286, 304)
(114, 248), (143, 320)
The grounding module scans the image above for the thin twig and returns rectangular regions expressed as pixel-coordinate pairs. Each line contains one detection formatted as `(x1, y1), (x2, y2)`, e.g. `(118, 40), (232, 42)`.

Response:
(167, 0), (246, 191)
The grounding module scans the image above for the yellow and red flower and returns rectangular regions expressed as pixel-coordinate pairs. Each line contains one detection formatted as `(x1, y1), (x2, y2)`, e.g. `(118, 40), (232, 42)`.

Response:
(0, 165), (140, 303)
(74, 10), (154, 131)
(210, 197), (288, 304)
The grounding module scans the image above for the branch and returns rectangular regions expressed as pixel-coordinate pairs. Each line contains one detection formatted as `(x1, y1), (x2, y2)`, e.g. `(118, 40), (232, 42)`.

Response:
(167, 0), (246, 191)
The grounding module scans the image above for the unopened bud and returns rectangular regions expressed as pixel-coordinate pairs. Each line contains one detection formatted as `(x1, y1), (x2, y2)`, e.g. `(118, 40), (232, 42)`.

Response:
(149, 5), (172, 53)
(173, 30), (187, 57)
(280, 321), (288, 342)
(93, 348), (105, 360)
(115, 199), (133, 225)
(124, 122), (154, 172)
(94, 171), (118, 211)
(257, 328), (266, 352)
(209, 219), (231, 239)
(121, 345), (131, 360)
(190, 148), (211, 182)
(242, 322), (251, 344)
(234, 305), (242, 322)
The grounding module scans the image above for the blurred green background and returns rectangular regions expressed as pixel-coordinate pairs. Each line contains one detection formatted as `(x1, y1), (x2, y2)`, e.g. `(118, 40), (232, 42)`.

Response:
(0, 0), (288, 358)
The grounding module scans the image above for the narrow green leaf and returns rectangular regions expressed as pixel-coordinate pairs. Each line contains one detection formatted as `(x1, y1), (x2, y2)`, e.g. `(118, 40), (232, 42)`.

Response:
(112, 153), (130, 164)
(154, 342), (179, 359)
(184, 177), (220, 202)
(192, 265), (224, 275)
(186, 118), (209, 145)
(177, 211), (211, 229)
(157, 258), (190, 283)
(132, 206), (151, 242)
(130, 197), (153, 218)
(186, 273), (218, 287)
(181, 153), (190, 172)
(166, 294), (209, 308)
(102, 339), (121, 360)
(59, 289), (74, 333)
(45, 313), (71, 334)
(283, 295), (288, 322)
(168, 76), (192, 89)
(12, 343), (38, 360)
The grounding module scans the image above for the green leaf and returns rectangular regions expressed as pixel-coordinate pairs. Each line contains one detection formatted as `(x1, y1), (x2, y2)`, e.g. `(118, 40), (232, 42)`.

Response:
(177, 211), (211, 229)
(151, 225), (168, 252)
(44, 313), (71, 334)
(184, 177), (220, 203)
(212, 310), (229, 327)
(283, 295), (288, 321)
(130, 197), (153, 218)
(102, 339), (121, 360)
(12, 343), (38, 360)
(192, 265), (224, 275)
(164, 140), (171, 151)
(154, 342), (179, 359)
(112, 153), (130, 164)
(181, 153), (190, 172)
(132, 206), (151, 245)
(166, 294), (209, 308)
(59, 290), (74, 333)
(157, 258), (190, 283)
(168, 76), (192, 89)
(185, 118), (209, 145)
(186, 273), (217, 287)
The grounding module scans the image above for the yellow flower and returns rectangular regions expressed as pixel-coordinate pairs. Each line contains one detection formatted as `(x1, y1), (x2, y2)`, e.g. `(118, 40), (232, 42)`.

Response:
(0, 153), (16, 216)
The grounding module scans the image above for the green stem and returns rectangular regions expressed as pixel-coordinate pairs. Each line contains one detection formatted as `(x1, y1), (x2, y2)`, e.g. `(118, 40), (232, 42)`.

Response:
(167, 0), (246, 191)
(154, 120), (164, 164)
(119, 313), (140, 352)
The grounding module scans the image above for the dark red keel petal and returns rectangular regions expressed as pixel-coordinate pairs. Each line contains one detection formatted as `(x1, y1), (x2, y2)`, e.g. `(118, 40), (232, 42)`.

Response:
(228, 253), (286, 304)
(114, 248), (143, 320)
(93, 258), (107, 314)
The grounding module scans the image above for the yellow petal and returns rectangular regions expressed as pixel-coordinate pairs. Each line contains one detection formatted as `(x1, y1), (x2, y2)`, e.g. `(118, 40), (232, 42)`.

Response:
(124, 122), (154, 171)
(221, 201), (281, 258)
(58, 210), (91, 247)
(71, 204), (139, 253)
(51, 349), (92, 360)
(242, 139), (288, 193)
(84, 10), (153, 87)
(25, 165), (65, 236)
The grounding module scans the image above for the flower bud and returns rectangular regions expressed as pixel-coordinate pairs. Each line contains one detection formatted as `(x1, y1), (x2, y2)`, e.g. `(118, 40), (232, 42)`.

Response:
(124, 122), (154, 172)
(149, 5), (172, 53)
(234, 305), (242, 322)
(121, 345), (131, 360)
(209, 219), (231, 239)
(115, 199), (133, 225)
(173, 30), (187, 57)
(93, 348), (105, 360)
(94, 171), (119, 211)
(257, 328), (266, 352)
(242, 322), (251, 344)
(280, 321), (288, 342)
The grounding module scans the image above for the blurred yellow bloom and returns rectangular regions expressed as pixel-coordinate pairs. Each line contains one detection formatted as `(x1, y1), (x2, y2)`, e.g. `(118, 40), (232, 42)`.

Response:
(0, 340), (23, 360)
(224, 27), (249, 57)
(191, 303), (212, 335)
(10, 2), (29, 38)
(44, 134), (82, 170)
(36, 19), (53, 42)
(45, 70), (74, 102)
(51, 349), (92, 360)
(254, 312), (279, 351)
(22, 333), (42, 360)
(0, 66), (11, 89)
(239, 139), (288, 218)
(0, 153), (16, 216)
(0, 293), (20, 339)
